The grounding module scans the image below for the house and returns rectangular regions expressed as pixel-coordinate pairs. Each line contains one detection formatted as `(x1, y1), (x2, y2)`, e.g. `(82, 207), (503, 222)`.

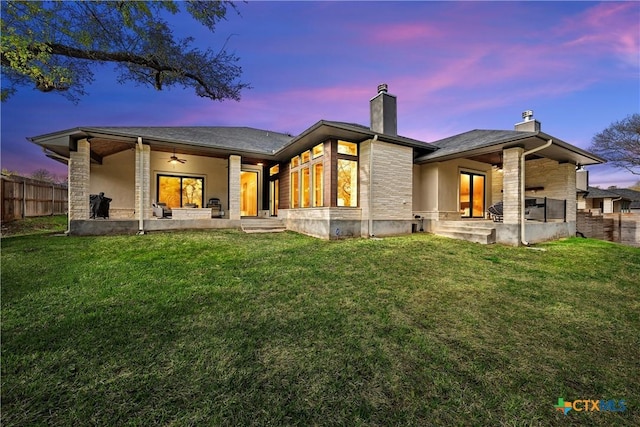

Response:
(580, 186), (640, 214)
(28, 84), (604, 245)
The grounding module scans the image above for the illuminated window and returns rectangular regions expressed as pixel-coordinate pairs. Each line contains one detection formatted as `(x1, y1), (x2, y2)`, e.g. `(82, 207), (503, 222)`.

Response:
(338, 140), (357, 156)
(312, 143), (323, 158)
(291, 145), (324, 209)
(301, 150), (311, 163)
(157, 175), (204, 208)
(269, 165), (280, 176)
(337, 159), (358, 207)
(301, 167), (310, 207)
(291, 170), (299, 208)
(313, 163), (323, 207)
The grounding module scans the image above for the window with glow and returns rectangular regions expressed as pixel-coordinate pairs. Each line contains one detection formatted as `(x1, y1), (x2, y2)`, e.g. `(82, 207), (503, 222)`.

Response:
(338, 140), (358, 156)
(157, 175), (204, 208)
(291, 170), (300, 208)
(313, 163), (323, 207)
(301, 150), (311, 163)
(291, 156), (300, 168)
(301, 167), (310, 207)
(270, 165), (280, 176)
(312, 143), (323, 158)
(337, 159), (358, 207)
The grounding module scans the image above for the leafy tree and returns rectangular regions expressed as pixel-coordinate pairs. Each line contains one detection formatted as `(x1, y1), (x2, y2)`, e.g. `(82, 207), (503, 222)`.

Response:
(589, 113), (640, 175)
(1, 1), (248, 103)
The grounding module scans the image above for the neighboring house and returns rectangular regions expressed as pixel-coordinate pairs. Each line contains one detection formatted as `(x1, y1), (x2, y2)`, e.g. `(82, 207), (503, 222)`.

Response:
(28, 85), (604, 245)
(581, 187), (640, 214)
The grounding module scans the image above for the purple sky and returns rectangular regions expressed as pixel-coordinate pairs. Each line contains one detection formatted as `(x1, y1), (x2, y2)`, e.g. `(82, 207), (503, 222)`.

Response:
(2, 1), (639, 188)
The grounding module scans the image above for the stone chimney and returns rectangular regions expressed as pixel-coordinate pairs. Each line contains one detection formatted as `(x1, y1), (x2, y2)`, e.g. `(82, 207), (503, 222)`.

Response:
(514, 110), (541, 132)
(370, 83), (397, 136)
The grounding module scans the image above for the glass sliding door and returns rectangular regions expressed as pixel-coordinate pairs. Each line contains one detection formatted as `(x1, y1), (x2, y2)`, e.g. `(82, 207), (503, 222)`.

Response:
(460, 172), (485, 218)
(158, 175), (204, 208)
(240, 171), (258, 217)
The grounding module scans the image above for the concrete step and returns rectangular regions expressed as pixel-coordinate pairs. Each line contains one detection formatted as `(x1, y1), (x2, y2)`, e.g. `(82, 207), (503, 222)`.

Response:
(241, 219), (286, 233)
(434, 221), (496, 244)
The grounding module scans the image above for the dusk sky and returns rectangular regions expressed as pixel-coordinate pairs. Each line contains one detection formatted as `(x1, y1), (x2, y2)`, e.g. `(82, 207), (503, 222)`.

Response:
(2, 1), (639, 188)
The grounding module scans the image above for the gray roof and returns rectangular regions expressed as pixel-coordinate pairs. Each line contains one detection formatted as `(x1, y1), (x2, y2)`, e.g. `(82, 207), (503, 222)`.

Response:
(608, 188), (640, 201)
(83, 126), (293, 155)
(585, 186), (626, 199)
(426, 129), (534, 159)
(415, 129), (604, 165)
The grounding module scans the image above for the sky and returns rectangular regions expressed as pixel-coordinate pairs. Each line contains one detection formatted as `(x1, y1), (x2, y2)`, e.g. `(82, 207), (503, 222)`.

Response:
(1, 1), (639, 188)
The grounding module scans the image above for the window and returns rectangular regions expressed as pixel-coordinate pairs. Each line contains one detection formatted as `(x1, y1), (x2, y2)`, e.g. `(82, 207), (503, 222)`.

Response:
(269, 165), (280, 176)
(301, 150), (311, 164)
(338, 140), (357, 156)
(291, 170), (300, 208)
(312, 143), (323, 159)
(290, 143), (324, 208)
(157, 175), (204, 208)
(301, 167), (310, 207)
(337, 159), (357, 207)
(313, 163), (323, 207)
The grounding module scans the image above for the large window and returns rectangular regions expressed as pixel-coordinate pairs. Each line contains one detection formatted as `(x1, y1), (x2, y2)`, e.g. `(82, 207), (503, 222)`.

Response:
(337, 141), (358, 207)
(157, 175), (204, 208)
(290, 143), (323, 208)
(337, 159), (358, 207)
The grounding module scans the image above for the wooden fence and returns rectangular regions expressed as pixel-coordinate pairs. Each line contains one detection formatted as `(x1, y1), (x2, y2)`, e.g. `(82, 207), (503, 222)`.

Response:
(1, 175), (68, 222)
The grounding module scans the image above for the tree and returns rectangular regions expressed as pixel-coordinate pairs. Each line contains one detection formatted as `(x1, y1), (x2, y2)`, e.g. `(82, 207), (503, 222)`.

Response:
(589, 113), (640, 175)
(1, 1), (248, 103)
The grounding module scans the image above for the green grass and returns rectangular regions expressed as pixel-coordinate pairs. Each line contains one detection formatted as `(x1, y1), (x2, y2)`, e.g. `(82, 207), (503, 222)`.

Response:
(1, 215), (67, 237)
(2, 231), (639, 426)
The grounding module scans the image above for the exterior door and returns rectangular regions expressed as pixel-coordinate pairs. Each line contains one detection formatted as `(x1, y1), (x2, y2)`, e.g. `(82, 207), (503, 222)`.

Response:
(460, 172), (485, 218)
(240, 171), (258, 216)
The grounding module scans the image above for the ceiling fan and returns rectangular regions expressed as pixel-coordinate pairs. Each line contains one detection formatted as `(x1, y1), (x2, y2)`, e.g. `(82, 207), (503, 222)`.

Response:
(168, 149), (186, 164)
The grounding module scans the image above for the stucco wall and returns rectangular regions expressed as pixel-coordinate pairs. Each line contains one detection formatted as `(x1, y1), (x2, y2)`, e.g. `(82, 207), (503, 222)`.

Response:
(149, 151), (230, 215)
(89, 150), (230, 218)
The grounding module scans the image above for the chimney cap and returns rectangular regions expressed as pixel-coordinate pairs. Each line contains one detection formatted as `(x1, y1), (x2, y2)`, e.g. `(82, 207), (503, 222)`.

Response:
(377, 83), (388, 94)
(522, 110), (534, 121)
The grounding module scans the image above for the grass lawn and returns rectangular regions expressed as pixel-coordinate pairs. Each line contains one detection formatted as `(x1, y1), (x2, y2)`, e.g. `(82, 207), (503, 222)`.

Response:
(2, 228), (639, 426)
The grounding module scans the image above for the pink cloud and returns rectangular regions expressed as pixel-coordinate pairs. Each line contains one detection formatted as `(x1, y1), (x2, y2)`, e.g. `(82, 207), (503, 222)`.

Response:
(368, 23), (442, 43)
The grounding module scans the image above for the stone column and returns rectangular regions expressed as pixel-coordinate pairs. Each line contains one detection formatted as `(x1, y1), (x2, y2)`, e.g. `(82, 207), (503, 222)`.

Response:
(135, 143), (152, 220)
(502, 147), (523, 227)
(68, 139), (91, 220)
(560, 162), (577, 233)
(228, 155), (241, 220)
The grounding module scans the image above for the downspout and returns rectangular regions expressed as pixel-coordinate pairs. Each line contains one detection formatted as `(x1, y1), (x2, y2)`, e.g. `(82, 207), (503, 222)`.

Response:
(521, 139), (553, 245)
(369, 134), (378, 237)
(137, 137), (145, 235)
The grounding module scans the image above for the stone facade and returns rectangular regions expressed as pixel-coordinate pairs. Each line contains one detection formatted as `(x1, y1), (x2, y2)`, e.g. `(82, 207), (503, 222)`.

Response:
(68, 139), (90, 220)
(134, 143), (151, 221)
(502, 147), (523, 226)
(228, 155), (241, 220)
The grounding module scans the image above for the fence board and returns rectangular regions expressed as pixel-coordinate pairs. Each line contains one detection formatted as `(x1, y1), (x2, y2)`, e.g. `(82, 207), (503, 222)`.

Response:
(1, 175), (68, 222)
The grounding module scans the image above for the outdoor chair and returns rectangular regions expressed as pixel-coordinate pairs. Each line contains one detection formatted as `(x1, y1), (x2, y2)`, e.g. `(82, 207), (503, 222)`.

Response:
(488, 201), (503, 222)
(152, 202), (172, 218)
